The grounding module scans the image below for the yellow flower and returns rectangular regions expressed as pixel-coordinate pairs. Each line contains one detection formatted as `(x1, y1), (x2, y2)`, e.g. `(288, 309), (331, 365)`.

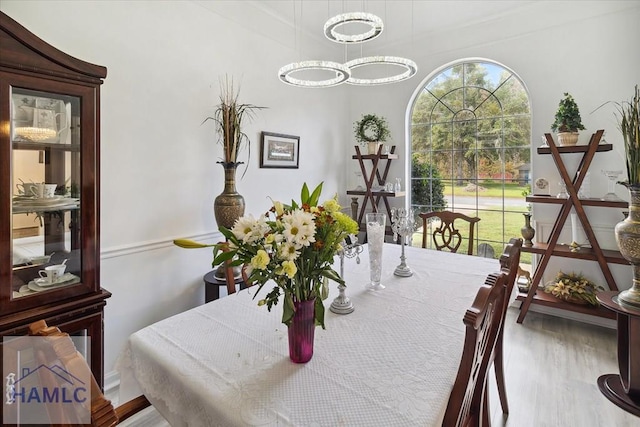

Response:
(323, 197), (340, 213)
(273, 200), (284, 216)
(333, 211), (359, 235)
(250, 250), (270, 270)
(546, 270), (604, 307)
(281, 260), (297, 278)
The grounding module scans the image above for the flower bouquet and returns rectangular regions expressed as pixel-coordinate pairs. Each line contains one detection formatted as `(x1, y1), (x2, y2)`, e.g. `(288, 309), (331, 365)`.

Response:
(211, 182), (358, 328)
(544, 271), (604, 306)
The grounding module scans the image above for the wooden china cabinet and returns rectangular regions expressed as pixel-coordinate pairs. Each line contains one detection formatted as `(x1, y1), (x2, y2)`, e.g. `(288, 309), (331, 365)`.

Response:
(0, 10), (110, 392)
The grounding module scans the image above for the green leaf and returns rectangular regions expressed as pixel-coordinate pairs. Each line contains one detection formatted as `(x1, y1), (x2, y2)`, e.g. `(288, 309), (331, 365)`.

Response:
(308, 182), (323, 207)
(282, 294), (295, 326)
(320, 267), (345, 285)
(219, 226), (235, 239)
(301, 183), (310, 205)
(212, 250), (235, 266)
(321, 277), (329, 300)
(314, 298), (326, 329)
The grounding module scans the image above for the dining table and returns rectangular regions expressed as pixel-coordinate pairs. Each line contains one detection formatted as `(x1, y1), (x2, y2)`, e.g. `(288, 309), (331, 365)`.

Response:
(118, 243), (500, 426)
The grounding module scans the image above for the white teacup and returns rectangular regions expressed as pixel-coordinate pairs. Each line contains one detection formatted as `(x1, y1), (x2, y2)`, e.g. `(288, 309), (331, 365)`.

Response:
(38, 264), (66, 285)
(43, 183), (57, 198)
(29, 182), (45, 198)
(16, 182), (39, 197)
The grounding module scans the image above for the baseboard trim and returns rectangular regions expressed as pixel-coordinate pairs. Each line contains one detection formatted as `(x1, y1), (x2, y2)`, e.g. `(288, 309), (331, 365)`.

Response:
(104, 370), (120, 396)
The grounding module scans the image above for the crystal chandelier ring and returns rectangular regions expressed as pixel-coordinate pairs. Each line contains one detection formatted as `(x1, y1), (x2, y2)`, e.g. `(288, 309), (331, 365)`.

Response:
(345, 56), (418, 86)
(324, 12), (383, 44)
(278, 60), (351, 88)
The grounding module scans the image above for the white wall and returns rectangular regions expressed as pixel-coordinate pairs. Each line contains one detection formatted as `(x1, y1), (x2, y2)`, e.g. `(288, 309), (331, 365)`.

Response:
(2, 0), (638, 384)
(1, 0), (350, 384)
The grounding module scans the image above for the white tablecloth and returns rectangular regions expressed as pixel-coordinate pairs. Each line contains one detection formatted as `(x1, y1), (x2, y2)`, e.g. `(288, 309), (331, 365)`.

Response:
(118, 244), (499, 426)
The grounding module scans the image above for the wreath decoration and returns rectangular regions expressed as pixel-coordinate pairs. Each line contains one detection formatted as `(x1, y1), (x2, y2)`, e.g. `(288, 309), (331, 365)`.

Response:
(354, 114), (390, 145)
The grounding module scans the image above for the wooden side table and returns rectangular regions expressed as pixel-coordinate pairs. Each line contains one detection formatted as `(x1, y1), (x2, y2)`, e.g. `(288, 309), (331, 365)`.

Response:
(597, 291), (640, 417)
(203, 269), (245, 303)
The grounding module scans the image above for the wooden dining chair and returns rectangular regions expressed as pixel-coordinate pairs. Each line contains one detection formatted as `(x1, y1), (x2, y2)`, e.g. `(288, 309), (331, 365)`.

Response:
(28, 320), (151, 426)
(419, 211), (481, 255)
(491, 237), (523, 419)
(442, 272), (508, 427)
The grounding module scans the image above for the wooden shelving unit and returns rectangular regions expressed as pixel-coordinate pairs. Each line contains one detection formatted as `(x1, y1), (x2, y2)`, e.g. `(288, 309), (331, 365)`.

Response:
(516, 130), (629, 323)
(347, 145), (405, 236)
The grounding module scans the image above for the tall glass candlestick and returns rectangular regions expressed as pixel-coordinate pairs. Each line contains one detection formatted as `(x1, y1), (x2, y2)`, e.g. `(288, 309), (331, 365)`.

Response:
(391, 208), (416, 277)
(330, 234), (362, 314)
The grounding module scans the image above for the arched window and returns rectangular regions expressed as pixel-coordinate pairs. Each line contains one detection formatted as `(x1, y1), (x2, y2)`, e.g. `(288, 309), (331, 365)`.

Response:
(409, 59), (531, 259)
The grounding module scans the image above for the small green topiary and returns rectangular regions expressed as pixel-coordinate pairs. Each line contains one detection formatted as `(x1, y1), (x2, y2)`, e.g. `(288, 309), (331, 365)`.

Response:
(551, 93), (586, 133)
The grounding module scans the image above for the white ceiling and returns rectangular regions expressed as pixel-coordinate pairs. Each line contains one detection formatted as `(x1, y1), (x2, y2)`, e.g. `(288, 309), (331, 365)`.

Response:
(195, 1), (638, 55)
(248, 0), (537, 49)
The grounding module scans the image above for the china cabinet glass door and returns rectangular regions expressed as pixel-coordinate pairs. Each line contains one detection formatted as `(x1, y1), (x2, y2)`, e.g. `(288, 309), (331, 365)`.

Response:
(11, 86), (82, 300)
(2, 76), (98, 313)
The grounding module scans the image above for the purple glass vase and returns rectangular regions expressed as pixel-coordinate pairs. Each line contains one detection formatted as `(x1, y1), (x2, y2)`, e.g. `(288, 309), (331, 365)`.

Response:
(287, 299), (315, 363)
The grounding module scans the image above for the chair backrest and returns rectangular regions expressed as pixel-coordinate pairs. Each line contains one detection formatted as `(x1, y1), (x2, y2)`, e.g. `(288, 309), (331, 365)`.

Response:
(419, 211), (481, 255)
(498, 237), (523, 308)
(218, 241), (256, 296)
(442, 272), (508, 427)
(28, 320), (119, 426)
(28, 320), (150, 426)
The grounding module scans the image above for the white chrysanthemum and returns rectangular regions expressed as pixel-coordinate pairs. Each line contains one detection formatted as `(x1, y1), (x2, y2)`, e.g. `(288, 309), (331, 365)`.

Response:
(250, 215), (271, 242)
(278, 241), (300, 261)
(232, 214), (269, 244)
(282, 209), (316, 247)
(231, 215), (258, 242)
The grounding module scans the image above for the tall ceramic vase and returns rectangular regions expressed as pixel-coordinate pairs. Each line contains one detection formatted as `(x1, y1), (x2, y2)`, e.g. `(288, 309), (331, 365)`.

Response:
(615, 185), (640, 307)
(521, 213), (535, 247)
(214, 162), (245, 230)
(288, 298), (315, 363)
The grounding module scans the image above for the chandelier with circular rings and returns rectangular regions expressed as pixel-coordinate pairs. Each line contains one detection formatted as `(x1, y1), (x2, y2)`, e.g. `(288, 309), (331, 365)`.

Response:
(323, 12), (383, 44)
(278, 60), (351, 88)
(345, 56), (418, 86)
(279, 11), (416, 88)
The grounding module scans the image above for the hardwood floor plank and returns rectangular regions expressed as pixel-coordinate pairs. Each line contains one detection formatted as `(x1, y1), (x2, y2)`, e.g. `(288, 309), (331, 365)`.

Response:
(490, 308), (638, 427)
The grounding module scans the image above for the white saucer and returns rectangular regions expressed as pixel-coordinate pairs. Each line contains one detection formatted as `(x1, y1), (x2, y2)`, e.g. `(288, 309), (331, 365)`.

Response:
(13, 285), (37, 298)
(29, 273), (79, 291)
(34, 272), (75, 286)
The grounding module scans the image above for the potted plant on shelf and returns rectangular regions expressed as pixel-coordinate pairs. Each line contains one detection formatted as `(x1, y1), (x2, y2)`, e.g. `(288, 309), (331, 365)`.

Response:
(550, 92), (585, 146)
(613, 84), (640, 307)
(354, 113), (391, 154)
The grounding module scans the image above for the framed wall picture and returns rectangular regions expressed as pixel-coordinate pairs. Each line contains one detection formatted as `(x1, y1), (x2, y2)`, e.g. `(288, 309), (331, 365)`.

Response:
(260, 132), (300, 169)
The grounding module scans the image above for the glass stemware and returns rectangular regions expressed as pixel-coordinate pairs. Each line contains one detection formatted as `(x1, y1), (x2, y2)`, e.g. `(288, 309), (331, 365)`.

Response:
(601, 169), (623, 201)
(556, 181), (568, 199)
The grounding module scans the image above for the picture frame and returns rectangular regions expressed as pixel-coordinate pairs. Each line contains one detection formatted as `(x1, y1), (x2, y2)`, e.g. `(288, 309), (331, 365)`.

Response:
(260, 131), (300, 169)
